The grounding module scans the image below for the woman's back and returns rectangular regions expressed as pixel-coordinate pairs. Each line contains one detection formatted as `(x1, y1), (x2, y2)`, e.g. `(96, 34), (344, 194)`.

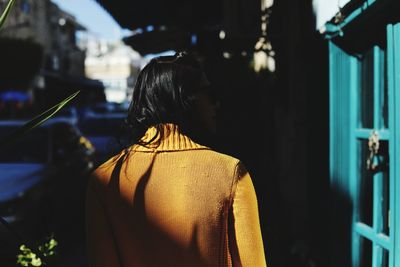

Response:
(86, 125), (266, 267)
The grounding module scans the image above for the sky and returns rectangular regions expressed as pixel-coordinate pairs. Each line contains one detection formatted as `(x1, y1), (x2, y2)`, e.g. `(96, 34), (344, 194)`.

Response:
(313, 0), (351, 29)
(51, 0), (130, 41)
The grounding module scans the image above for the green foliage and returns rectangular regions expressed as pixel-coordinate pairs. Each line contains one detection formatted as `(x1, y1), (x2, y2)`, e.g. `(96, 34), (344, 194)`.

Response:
(0, 0), (16, 30)
(0, 91), (79, 263)
(0, 90), (79, 263)
(38, 237), (58, 257)
(17, 245), (43, 267)
(16, 237), (58, 267)
(0, 90), (80, 149)
(0, 2), (76, 267)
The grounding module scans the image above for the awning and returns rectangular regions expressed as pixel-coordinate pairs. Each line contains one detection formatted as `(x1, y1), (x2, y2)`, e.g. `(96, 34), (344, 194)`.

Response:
(123, 28), (191, 55)
(94, 0), (223, 30)
(95, 0), (261, 56)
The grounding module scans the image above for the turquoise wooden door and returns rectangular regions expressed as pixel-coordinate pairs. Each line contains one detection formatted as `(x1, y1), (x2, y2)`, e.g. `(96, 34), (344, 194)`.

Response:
(388, 23), (400, 267)
(329, 22), (400, 267)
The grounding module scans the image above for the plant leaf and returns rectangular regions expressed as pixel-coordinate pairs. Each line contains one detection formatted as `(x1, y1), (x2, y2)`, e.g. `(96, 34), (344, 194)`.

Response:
(0, 90), (80, 149)
(0, 0), (16, 30)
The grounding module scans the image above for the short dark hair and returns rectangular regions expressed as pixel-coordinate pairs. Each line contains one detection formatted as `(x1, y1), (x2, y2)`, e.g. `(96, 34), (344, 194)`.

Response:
(124, 51), (208, 147)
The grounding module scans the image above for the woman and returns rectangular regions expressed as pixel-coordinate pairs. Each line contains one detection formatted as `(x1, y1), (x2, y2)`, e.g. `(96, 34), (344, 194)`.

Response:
(86, 52), (267, 267)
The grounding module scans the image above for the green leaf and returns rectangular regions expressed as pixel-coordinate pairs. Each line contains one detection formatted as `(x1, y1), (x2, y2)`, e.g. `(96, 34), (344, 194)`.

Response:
(17, 245), (43, 267)
(0, 0), (16, 30)
(0, 90), (80, 149)
(38, 237), (58, 257)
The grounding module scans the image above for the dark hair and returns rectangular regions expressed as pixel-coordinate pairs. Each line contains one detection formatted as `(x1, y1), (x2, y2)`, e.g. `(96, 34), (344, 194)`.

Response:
(123, 51), (208, 147)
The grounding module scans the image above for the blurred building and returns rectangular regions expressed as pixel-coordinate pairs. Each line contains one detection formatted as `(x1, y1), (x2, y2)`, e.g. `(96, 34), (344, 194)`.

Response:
(82, 38), (142, 103)
(0, 0), (86, 77)
(0, 0), (105, 112)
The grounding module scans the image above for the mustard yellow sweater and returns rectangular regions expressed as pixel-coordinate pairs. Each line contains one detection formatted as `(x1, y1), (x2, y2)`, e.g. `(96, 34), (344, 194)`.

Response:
(86, 124), (267, 267)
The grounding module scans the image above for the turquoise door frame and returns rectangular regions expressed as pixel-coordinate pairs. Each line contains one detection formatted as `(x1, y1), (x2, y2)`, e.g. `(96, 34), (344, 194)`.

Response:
(387, 23), (400, 267)
(328, 21), (400, 267)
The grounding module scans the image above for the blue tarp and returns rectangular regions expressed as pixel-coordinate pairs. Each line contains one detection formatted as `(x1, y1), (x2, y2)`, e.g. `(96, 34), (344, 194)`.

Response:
(0, 90), (30, 102)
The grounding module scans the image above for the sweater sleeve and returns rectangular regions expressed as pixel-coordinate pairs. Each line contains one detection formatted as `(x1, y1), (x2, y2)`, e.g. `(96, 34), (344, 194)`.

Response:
(86, 177), (120, 267)
(228, 162), (267, 267)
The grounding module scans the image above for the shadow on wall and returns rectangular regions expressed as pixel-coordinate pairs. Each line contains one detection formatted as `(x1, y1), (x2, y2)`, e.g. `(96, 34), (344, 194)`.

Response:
(329, 185), (353, 267)
(264, 0), (331, 265)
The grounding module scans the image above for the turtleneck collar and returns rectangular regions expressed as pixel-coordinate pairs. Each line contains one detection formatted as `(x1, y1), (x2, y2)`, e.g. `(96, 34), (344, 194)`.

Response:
(131, 124), (210, 152)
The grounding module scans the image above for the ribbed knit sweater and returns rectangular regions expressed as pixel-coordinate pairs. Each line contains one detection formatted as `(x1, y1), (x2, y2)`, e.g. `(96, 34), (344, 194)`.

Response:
(86, 124), (267, 267)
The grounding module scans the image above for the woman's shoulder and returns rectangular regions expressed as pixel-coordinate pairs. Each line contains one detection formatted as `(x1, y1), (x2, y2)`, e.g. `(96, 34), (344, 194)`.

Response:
(203, 148), (239, 162)
(189, 148), (243, 173)
(89, 151), (125, 187)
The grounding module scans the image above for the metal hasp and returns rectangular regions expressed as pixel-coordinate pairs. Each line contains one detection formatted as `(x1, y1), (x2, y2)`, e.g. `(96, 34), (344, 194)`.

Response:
(367, 130), (379, 171)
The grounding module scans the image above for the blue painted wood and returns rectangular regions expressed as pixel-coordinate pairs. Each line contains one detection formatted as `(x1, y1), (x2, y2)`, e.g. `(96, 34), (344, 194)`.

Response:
(372, 175), (383, 233)
(372, 45), (384, 267)
(386, 23), (396, 267)
(391, 22), (400, 267)
(378, 48), (386, 130)
(373, 244), (383, 267)
(327, 2), (400, 267)
(329, 42), (353, 196)
(373, 46), (381, 129)
(329, 41), (335, 187)
(355, 223), (390, 249)
(329, 41), (359, 266)
(349, 53), (361, 267)
(354, 129), (389, 140)
(337, 0), (378, 30)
